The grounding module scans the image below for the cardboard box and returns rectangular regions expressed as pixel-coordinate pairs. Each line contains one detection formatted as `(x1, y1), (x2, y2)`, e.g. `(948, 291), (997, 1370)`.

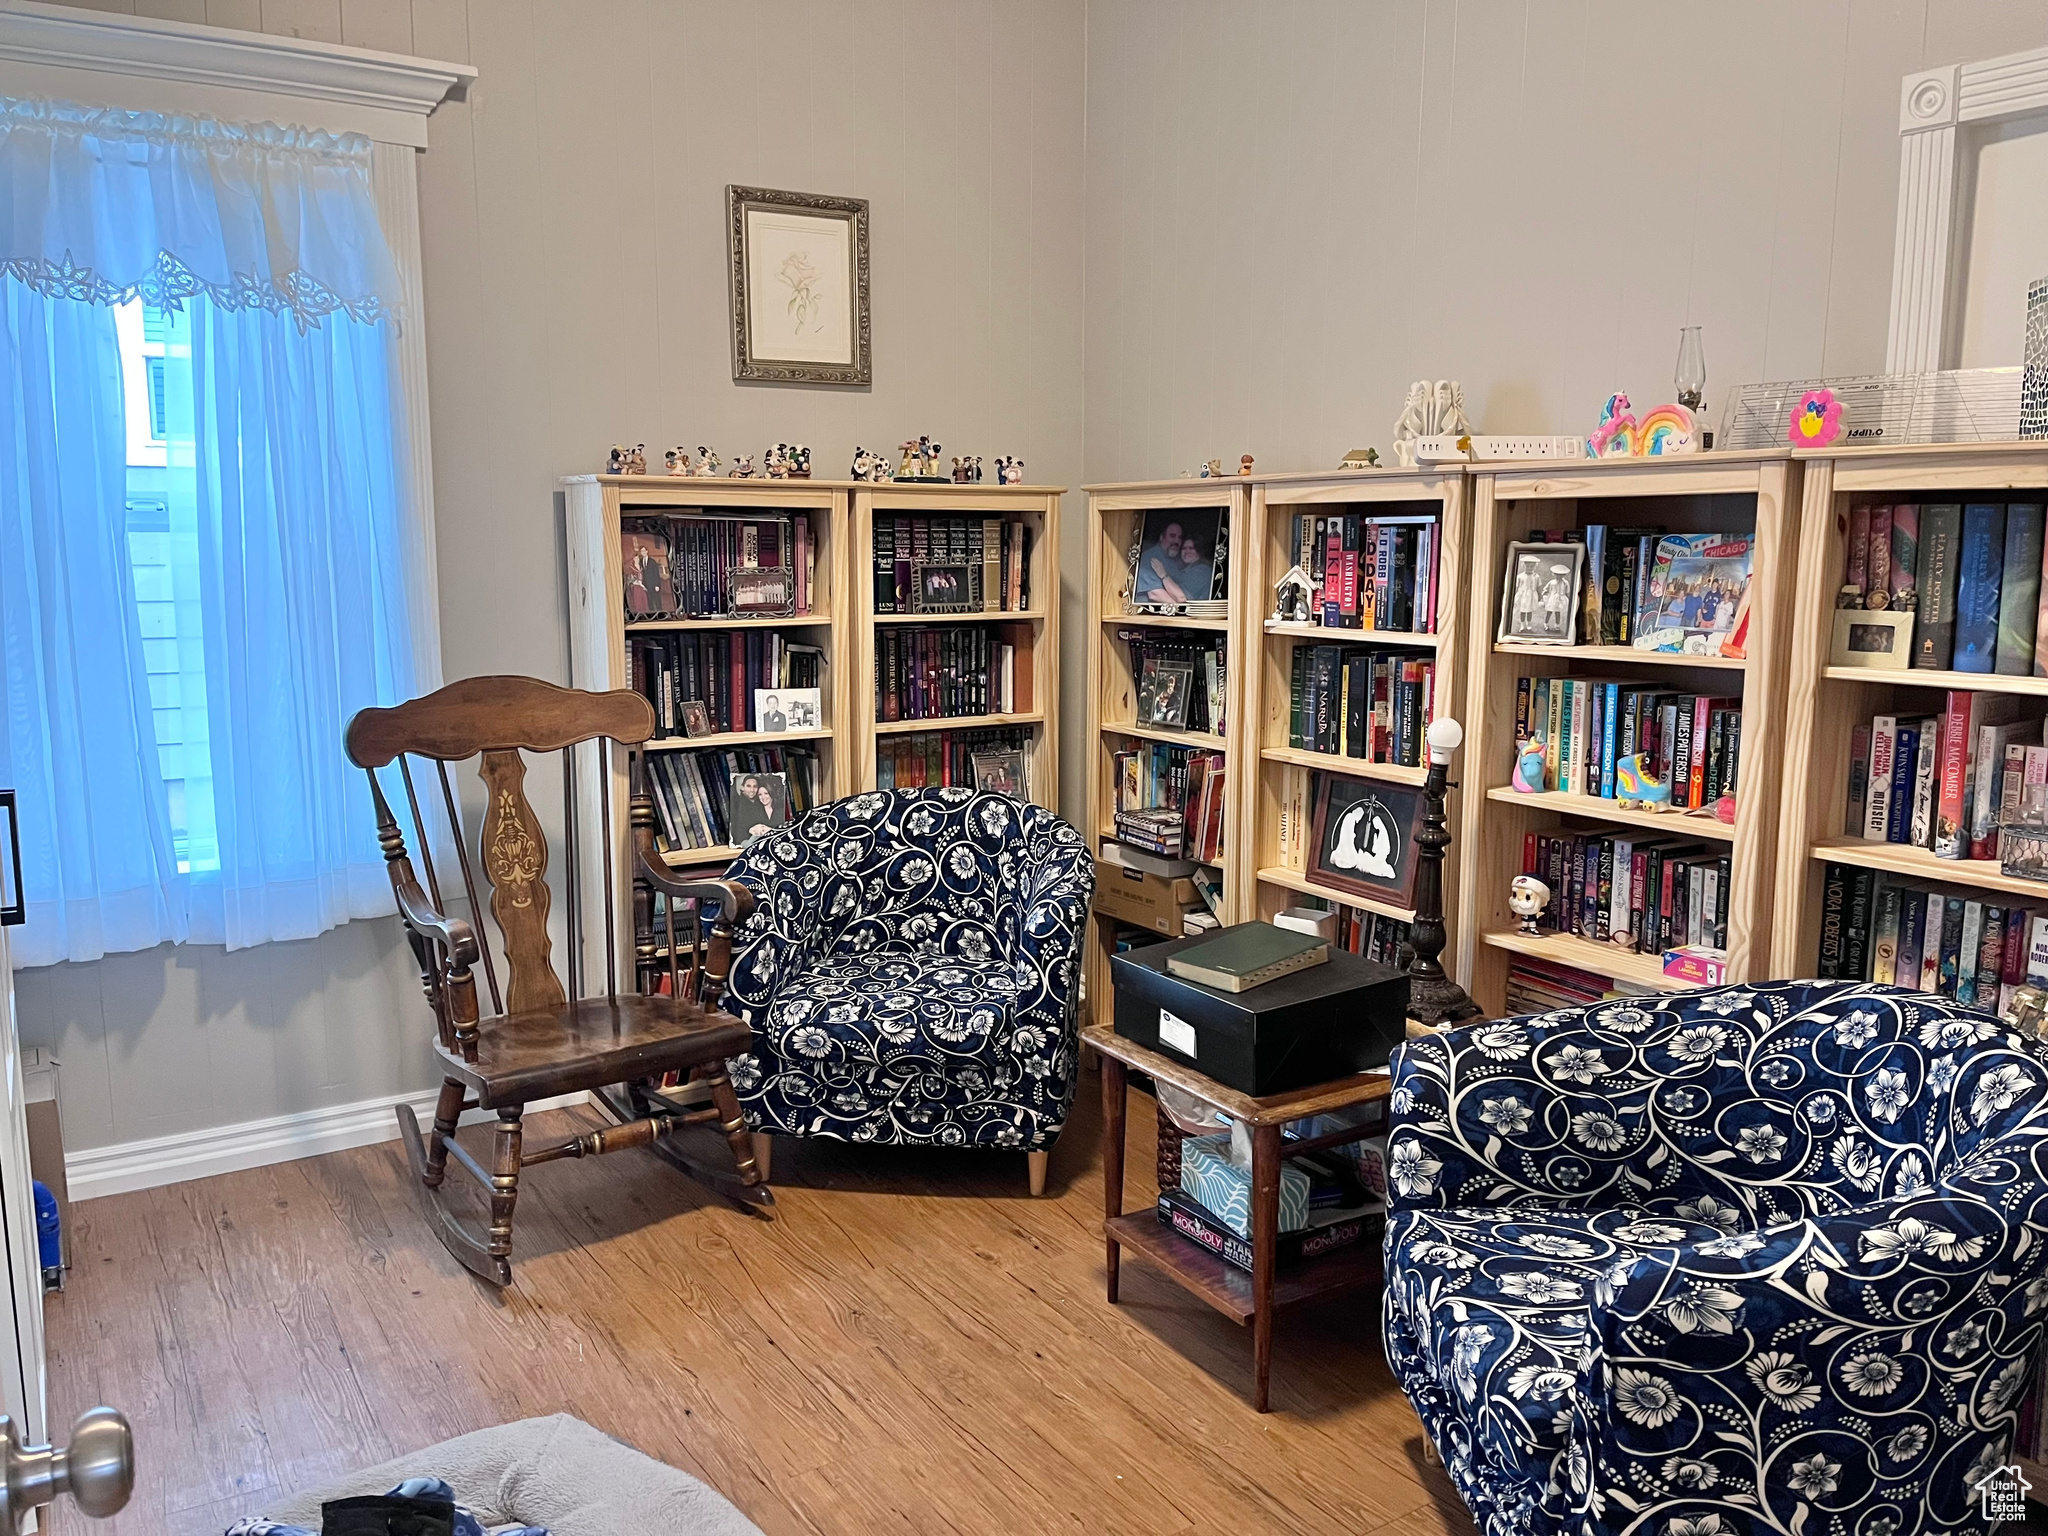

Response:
(1092, 856), (1199, 936)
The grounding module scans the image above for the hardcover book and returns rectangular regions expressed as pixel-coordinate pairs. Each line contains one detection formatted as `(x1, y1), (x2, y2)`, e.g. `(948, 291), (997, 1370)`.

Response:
(1999, 503), (2044, 675)
(1913, 503), (1962, 669)
(1165, 922), (1329, 993)
(1953, 501), (2006, 673)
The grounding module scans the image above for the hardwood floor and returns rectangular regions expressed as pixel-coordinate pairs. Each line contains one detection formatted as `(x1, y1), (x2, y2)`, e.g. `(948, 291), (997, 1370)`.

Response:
(42, 1081), (1478, 1536)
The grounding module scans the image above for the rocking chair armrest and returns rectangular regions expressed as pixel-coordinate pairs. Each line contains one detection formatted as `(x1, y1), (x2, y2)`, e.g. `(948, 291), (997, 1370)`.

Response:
(393, 872), (480, 967)
(628, 851), (757, 932)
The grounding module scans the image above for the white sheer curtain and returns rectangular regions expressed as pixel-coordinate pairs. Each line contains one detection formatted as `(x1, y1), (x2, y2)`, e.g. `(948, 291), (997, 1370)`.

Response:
(0, 97), (439, 965)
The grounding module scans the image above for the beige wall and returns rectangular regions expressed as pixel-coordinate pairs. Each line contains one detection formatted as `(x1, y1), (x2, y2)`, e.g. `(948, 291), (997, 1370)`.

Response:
(17, 0), (1089, 1154)
(1081, 0), (2048, 481)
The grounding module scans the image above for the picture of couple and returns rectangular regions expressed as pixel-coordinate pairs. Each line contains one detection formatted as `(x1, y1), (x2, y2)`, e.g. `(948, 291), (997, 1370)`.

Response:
(726, 772), (790, 845)
(1132, 509), (1222, 608)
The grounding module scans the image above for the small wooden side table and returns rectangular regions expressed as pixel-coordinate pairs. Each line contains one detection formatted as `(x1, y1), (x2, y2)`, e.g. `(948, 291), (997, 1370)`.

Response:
(1086, 1020), (1393, 1412)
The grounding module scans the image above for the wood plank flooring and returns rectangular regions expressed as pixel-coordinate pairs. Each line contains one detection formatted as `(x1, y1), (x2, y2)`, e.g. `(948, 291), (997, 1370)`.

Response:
(41, 1081), (1478, 1535)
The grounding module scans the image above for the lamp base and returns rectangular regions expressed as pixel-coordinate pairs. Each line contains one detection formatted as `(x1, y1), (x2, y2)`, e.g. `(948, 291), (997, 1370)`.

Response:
(1408, 973), (1483, 1028)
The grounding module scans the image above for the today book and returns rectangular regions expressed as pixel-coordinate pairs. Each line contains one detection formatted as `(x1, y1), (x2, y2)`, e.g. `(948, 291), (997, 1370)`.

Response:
(1164, 922), (1330, 993)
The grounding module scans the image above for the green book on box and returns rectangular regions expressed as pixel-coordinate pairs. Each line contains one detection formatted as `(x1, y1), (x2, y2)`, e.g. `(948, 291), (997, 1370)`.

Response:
(1165, 922), (1329, 994)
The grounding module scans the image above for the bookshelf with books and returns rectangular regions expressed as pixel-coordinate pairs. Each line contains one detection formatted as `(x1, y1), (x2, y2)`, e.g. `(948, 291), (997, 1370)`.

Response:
(1082, 479), (1255, 1027)
(1241, 468), (1471, 966)
(1455, 454), (1802, 1015)
(1771, 444), (2048, 991)
(851, 481), (1062, 808)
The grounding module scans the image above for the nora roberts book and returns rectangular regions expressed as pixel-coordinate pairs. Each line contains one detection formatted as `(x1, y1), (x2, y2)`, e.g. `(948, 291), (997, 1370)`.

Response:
(1165, 922), (1329, 993)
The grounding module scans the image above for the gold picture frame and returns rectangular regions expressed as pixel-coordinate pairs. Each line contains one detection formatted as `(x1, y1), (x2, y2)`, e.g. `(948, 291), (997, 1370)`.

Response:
(1828, 608), (1914, 671)
(728, 185), (871, 386)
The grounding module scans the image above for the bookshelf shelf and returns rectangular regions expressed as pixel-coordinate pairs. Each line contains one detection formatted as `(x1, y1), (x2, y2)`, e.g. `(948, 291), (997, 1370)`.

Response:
(1255, 866), (1417, 924)
(1493, 641), (1747, 671)
(1106, 612), (1230, 633)
(663, 843), (743, 868)
(1259, 746), (1429, 786)
(1457, 453), (1800, 1014)
(644, 727), (833, 751)
(1265, 620), (1439, 646)
(1773, 443), (2048, 979)
(876, 608), (1047, 625)
(1482, 785), (1739, 842)
(1103, 720), (1229, 751)
(876, 710), (1045, 736)
(626, 615), (833, 633)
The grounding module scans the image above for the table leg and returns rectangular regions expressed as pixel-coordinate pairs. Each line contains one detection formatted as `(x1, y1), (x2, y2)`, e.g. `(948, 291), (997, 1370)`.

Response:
(1101, 1053), (1128, 1304)
(1251, 1121), (1281, 1412)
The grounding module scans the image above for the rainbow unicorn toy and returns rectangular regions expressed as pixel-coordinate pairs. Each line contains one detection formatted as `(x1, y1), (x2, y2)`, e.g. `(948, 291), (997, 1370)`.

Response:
(1588, 394), (1698, 458)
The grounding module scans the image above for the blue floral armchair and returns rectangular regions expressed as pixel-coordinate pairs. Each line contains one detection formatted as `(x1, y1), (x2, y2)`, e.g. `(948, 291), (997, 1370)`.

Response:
(1382, 980), (2048, 1536)
(722, 789), (1093, 1178)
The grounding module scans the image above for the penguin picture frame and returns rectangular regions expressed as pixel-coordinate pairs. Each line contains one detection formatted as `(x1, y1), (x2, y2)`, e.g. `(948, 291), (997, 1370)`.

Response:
(1306, 773), (1422, 908)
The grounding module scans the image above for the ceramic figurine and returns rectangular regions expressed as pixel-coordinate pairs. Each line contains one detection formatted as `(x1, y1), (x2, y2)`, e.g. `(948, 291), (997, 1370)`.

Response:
(1239, 454), (1254, 476)
(1615, 753), (1672, 810)
(1339, 448), (1381, 470)
(1509, 874), (1551, 936)
(790, 444), (812, 479)
(1199, 458), (1223, 478)
(730, 454), (755, 479)
(1273, 565), (1315, 625)
(994, 455), (1024, 486)
(607, 444), (627, 474)
(627, 444), (648, 476)
(1392, 379), (1469, 466)
(1511, 739), (1547, 793)
(694, 447), (722, 477)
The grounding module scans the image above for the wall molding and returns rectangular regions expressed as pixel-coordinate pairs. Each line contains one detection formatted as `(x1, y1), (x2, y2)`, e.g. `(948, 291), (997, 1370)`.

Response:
(66, 1087), (589, 1202)
(0, 0), (473, 146)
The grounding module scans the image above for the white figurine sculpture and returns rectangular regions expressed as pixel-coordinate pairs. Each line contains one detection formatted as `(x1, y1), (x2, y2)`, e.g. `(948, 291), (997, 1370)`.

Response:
(1392, 379), (1470, 467)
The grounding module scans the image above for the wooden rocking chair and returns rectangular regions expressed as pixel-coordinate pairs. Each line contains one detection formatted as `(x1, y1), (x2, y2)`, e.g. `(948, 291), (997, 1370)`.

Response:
(345, 675), (769, 1287)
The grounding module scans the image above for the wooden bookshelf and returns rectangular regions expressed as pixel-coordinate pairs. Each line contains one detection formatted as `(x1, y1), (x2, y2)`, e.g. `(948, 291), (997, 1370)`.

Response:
(1770, 443), (2048, 977)
(1239, 467), (1471, 957)
(1081, 477), (1255, 1027)
(849, 481), (1063, 809)
(1455, 452), (1802, 1015)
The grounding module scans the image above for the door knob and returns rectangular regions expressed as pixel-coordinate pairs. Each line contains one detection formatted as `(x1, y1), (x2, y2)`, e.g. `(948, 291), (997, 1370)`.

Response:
(0, 1407), (134, 1529)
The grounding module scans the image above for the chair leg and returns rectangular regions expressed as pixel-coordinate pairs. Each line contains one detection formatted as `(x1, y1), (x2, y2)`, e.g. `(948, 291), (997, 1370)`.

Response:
(1027, 1149), (1048, 1197)
(751, 1132), (774, 1184)
(422, 1077), (464, 1189)
(487, 1107), (524, 1270)
(705, 1066), (764, 1187)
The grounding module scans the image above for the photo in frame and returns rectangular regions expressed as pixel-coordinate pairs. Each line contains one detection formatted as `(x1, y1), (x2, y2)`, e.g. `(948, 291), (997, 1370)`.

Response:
(621, 523), (677, 618)
(1828, 607), (1914, 670)
(1136, 656), (1193, 729)
(912, 562), (975, 613)
(1307, 773), (1422, 909)
(726, 771), (790, 845)
(729, 566), (795, 617)
(680, 700), (713, 739)
(1496, 540), (1585, 645)
(971, 748), (1027, 800)
(755, 687), (822, 732)
(727, 185), (871, 386)
(1130, 507), (1225, 611)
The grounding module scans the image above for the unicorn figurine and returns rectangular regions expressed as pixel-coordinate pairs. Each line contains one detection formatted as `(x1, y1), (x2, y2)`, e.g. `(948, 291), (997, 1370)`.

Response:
(1591, 392), (1638, 457)
(1512, 739), (1548, 793)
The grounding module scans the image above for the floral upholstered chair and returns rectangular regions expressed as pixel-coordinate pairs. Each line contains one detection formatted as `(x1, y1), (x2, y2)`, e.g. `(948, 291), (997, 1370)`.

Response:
(723, 788), (1093, 1195)
(1382, 980), (2048, 1536)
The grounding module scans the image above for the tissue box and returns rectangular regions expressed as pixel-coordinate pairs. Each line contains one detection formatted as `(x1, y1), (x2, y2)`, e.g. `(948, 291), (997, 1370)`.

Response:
(1178, 1132), (1312, 1239)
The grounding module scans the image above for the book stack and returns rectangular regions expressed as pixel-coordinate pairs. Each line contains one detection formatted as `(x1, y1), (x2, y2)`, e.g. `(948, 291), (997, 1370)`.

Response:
(1287, 510), (1441, 632)
(622, 514), (816, 619)
(631, 633), (823, 737)
(1113, 806), (1186, 860)
(1815, 862), (2043, 1013)
(1521, 830), (1731, 955)
(875, 626), (1021, 722)
(1843, 694), (2047, 860)
(1834, 500), (2048, 674)
(1287, 644), (1436, 766)
(1282, 894), (1412, 967)
(872, 515), (1032, 614)
(1504, 956), (1659, 1015)
(1111, 745), (1226, 864)
(1122, 628), (1227, 735)
(645, 747), (819, 855)
(1514, 676), (1742, 808)
(877, 726), (1032, 793)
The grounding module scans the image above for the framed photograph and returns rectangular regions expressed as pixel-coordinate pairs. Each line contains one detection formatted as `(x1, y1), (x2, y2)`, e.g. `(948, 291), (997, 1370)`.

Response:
(1307, 774), (1422, 909)
(727, 185), (870, 386)
(621, 523), (677, 618)
(1497, 540), (1585, 645)
(680, 700), (712, 738)
(755, 687), (822, 733)
(1829, 607), (1914, 671)
(1130, 507), (1225, 612)
(971, 748), (1027, 800)
(912, 561), (975, 613)
(729, 566), (795, 617)
(725, 771), (790, 845)
(1136, 657), (1193, 729)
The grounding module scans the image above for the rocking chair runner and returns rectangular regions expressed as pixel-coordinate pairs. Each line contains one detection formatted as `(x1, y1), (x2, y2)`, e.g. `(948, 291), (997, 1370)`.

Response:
(345, 675), (769, 1287)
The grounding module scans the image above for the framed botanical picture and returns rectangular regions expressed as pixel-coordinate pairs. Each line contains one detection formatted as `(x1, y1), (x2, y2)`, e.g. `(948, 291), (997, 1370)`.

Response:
(912, 562), (975, 613)
(1828, 608), (1914, 670)
(1307, 773), (1421, 909)
(1129, 506), (1225, 612)
(728, 185), (871, 386)
(1497, 540), (1584, 645)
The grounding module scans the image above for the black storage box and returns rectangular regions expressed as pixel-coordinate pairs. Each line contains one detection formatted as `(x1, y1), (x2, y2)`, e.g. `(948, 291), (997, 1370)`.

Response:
(1110, 931), (1410, 1096)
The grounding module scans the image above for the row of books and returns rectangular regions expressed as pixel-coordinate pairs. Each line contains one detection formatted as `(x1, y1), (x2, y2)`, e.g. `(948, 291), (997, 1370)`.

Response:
(875, 626), (1022, 723)
(621, 514), (817, 620)
(1815, 863), (2045, 1012)
(1288, 511), (1441, 633)
(630, 632), (824, 737)
(644, 747), (819, 855)
(1844, 695), (2046, 858)
(872, 516), (1033, 614)
(1284, 894), (1415, 968)
(1504, 955), (1658, 1017)
(1123, 629), (1227, 737)
(1110, 746), (1226, 864)
(1838, 500), (2048, 674)
(1514, 676), (1742, 808)
(1529, 526), (1754, 655)
(1521, 829), (1732, 955)
(1287, 644), (1437, 766)
(875, 727), (1032, 795)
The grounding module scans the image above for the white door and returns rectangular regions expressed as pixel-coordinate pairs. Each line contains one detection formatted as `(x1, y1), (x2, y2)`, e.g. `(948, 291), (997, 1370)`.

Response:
(0, 791), (44, 1445)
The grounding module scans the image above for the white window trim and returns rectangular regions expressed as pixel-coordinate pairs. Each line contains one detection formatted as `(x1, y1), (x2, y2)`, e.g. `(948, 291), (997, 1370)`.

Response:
(1887, 45), (2048, 373)
(0, 0), (474, 698)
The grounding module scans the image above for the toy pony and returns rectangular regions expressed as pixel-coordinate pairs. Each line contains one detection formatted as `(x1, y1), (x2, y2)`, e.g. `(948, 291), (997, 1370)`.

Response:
(1512, 739), (1547, 793)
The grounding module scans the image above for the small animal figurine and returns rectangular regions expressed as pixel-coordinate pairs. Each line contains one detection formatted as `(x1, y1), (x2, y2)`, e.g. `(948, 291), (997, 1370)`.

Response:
(1199, 457), (1224, 478)
(789, 444), (812, 479)
(1512, 739), (1547, 793)
(1590, 393), (1637, 458)
(1509, 874), (1551, 936)
(664, 448), (686, 476)
(1238, 454), (1254, 476)
(1615, 753), (1672, 810)
(694, 447), (722, 477)
(627, 444), (648, 476)
(729, 453), (755, 479)
(994, 456), (1025, 485)
(607, 444), (627, 474)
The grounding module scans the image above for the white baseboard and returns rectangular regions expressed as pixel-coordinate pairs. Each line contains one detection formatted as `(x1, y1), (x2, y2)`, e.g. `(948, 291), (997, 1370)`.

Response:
(65, 1087), (592, 1202)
